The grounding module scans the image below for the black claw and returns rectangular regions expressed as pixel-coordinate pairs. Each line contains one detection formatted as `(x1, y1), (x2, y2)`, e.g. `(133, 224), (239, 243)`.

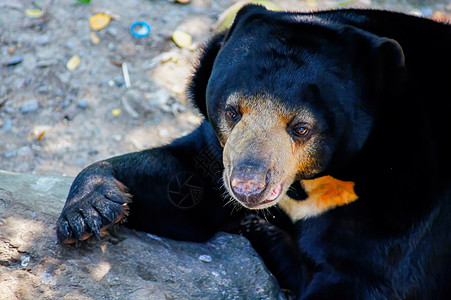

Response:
(104, 181), (131, 205)
(69, 213), (88, 240)
(56, 218), (72, 243)
(104, 192), (128, 204)
(80, 206), (103, 239)
(94, 199), (124, 223)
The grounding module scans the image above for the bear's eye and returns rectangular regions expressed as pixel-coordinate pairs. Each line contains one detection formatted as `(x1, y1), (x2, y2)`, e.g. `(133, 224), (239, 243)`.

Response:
(292, 124), (309, 137)
(225, 105), (240, 122)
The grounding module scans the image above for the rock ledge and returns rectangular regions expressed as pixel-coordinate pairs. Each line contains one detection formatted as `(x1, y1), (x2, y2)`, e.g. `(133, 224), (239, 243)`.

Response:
(0, 170), (283, 299)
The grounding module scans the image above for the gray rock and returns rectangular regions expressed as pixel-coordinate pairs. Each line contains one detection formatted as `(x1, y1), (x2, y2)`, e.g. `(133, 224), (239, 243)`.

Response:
(0, 171), (71, 215)
(199, 254), (213, 263)
(3, 106), (15, 114)
(77, 99), (89, 109)
(20, 100), (39, 114)
(37, 86), (50, 94)
(56, 72), (71, 84)
(2, 55), (23, 67)
(0, 118), (12, 131)
(122, 88), (145, 118)
(36, 35), (50, 45)
(13, 77), (25, 90)
(0, 171), (284, 299)
(107, 26), (119, 38)
(16, 145), (32, 156)
(36, 59), (58, 68)
(114, 77), (125, 87)
(4, 150), (17, 158)
(0, 85), (9, 97)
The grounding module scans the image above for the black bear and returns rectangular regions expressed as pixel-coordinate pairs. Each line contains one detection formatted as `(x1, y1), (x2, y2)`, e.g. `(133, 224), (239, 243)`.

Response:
(57, 5), (451, 299)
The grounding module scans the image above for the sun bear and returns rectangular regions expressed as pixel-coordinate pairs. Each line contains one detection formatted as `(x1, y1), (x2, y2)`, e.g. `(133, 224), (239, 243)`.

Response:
(57, 5), (451, 299)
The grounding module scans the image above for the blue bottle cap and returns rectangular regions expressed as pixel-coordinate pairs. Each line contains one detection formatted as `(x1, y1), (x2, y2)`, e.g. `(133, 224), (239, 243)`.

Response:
(130, 21), (151, 38)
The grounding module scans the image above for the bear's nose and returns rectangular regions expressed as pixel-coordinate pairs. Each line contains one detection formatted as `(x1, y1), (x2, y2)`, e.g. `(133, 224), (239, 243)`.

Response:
(230, 164), (268, 201)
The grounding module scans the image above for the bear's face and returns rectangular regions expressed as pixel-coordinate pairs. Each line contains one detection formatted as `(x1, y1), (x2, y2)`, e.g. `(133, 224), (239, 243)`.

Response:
(218, 93), (333, 209)
(192, 6), (404, 209)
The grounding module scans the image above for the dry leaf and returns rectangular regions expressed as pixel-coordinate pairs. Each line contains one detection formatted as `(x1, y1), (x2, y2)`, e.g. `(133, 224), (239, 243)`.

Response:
(89, 13), (111, 31)
(66, 55), (81, 71)
(172, 30), (192, 49)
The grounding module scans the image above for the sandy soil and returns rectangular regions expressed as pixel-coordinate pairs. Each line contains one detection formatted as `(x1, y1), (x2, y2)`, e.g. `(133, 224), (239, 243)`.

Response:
(1, 0), (449, 177)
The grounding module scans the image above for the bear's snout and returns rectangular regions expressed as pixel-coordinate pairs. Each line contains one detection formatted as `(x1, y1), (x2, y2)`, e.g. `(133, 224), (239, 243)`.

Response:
(230, 164), (269, 204)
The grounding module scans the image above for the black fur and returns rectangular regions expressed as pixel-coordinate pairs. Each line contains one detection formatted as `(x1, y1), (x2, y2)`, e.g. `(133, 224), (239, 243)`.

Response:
(57, 6), (451, 299)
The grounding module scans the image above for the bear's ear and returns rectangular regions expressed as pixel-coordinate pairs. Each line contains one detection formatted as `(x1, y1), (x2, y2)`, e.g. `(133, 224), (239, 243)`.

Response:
(187, 5), (271, 118)
(373, 37), (406, 94)
(187, 32), (226, 118)
(345, 25), (406, 95)
(377, 38), (405, 70)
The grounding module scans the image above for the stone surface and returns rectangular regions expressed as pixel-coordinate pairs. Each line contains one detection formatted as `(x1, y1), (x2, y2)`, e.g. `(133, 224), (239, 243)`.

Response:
(0, 170), (283, 299)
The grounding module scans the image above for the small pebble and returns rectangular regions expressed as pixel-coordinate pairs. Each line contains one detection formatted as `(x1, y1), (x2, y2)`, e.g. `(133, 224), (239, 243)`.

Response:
(111, 60), (123, 67)
(20, 100), (39, 114)
(77, 99), (89, 109)
(20, 254), (30, 267)
(198, 254), (212, 263)
(89, 32), (101, 45)
(3, 107), (15, 114)
(36, 35), (50, 45)
(88, 150), (98, 156)
(56, 72), (71, 84)
(13, 78), (25, 89)
(38, 86), (50, 94)
(7, 46), (16, 54)
(0, 86), (8, 97)
(17, 146), (32, 156)
(107, 27), (118, 37)
(114, 78), (125, 87)
(4, 150), (17, 158)
(62, 99), (72, 109)
(36, 59), (58, 68)
(211, 271), (220, 277)
(107, 42), (116, 51)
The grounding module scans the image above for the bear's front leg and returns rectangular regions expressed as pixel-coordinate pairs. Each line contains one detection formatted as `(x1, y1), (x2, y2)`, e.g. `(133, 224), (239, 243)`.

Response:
(57, 121), (237, 244)
(239, 214), (307, 296)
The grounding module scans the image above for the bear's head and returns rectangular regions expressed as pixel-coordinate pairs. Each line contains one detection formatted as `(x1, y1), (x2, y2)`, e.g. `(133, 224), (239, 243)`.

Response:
(188, 5), (405, 209)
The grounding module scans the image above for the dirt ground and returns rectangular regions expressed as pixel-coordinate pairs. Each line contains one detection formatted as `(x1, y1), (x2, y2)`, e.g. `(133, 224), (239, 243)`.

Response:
(1, 0), (450, 177)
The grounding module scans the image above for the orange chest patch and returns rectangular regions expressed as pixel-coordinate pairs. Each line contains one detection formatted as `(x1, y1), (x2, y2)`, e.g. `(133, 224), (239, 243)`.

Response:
(278, 175), (358, 222)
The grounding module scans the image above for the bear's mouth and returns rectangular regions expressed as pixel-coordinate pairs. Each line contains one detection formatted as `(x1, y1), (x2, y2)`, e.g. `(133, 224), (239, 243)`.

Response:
(252, 183), (283, 209)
